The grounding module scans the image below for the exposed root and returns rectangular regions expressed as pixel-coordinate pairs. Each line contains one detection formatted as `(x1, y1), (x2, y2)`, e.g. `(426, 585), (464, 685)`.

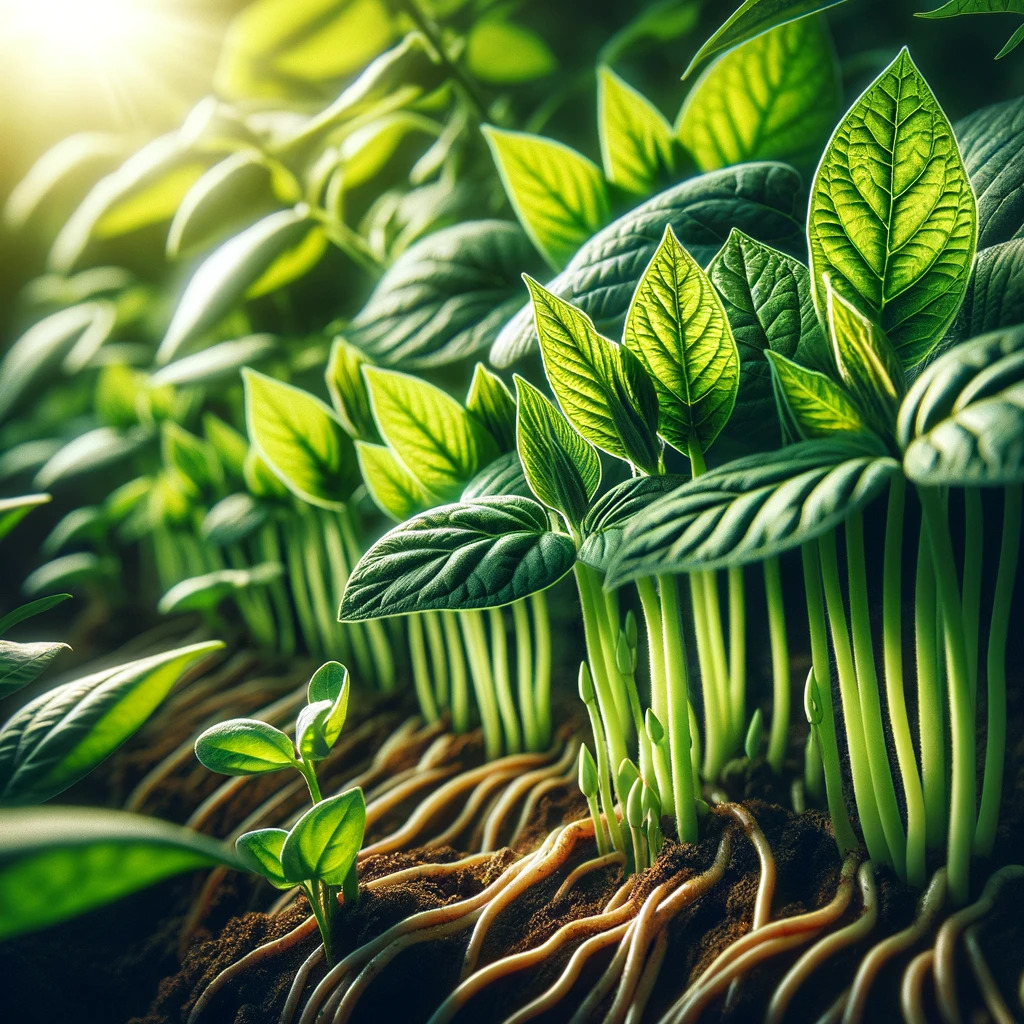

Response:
(964, 922), (1016, 1024)
(553, 851), (626, 902)
(900, 949), (935, 1024)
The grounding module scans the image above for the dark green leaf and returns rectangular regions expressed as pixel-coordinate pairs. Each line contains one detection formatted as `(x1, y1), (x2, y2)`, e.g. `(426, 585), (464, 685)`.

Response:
(0, 641), (70, 699)
(202, 493), (271, 546)
(461, 452), (531, 501)
(954, 239), (1024, 341)
(606, 437), (899, 581)
(916, 1), (1024, 60)
(194, 717), (296, 776)
(23, 553), (113, 596)
(492, 163), (805, 367)
(281, 788), (365, 886)
(339, 496), (577, 619)
(0, 595), (72, 637)
(0, 642), (224, 805)
(0, 807), (241, 939)
(157, 565), (283, 615)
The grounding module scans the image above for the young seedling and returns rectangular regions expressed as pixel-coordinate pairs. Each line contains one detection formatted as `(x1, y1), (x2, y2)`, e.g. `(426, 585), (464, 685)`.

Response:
(194, 661), (365, 962)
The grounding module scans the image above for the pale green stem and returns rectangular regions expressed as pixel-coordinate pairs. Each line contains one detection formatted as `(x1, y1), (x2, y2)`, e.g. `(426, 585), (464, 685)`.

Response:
(260, 524), (295, 656)
(424, 610), (449, 712)
(530, 592), (552, 746)
(407, 614), (438, 724)
(442, 611), (470, 733)
(512, 600), (539, 751)
(488, 607), (522, 753)
(763, 557), (790, 775)
(962, 488), (984, 703)
(460, 610), (502, 760)
(728, 566), (747, 740)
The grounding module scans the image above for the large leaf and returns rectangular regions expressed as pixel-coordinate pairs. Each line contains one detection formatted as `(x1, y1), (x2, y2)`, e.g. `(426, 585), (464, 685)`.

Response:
(158, 209), (326, 363)
(515, 376), (601, 530)
(955, 97), (1024, 248)
(678, 16), (839, 171)
(280, 789), (365, 886)
(807, 48), (977, 368)
(766, 350), (868, 438)
(624, 225), (739, 455)
(526, 278), (661, 472)
(461, 451), (531, 501)
(0, 641), (223, 805)
(577, 474), (687, 570)
(954, 238), (1024, 339)
(483, 126), (611, 270)
(598, 67), (676, 195)
(916, 1), (1024, 59)
(899, 325), (1024, 485)
(0, 641), (70, 699)
(244, 369), (359, 509)
(491, 162), (805, 367)
(364, 367), (499, 502)
(606, 437), (899, 581)
(346, 221), (543, 368)
(682, 0), (849, 78)
(339, 496), (577, 619)
(0, 807), (241, 940)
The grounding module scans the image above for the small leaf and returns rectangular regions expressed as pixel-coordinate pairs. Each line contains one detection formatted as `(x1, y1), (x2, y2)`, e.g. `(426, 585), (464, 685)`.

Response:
(0, 595), (72, 637)
(235, 828), (294, 889)
(157, 565), (283, 615)
(598, 67), (676, 195)
(465, 16), (557, 83)
(578, 746), (598, 799)
(356, 442), (433, 522)
(281, 788), (366, 886)
(162, 422), (221, 496)
(514, 376), (601, 531)
(0, 641), (70, 699)
(194, 718), (296, 776)
(624, 225), (739, 456)
(296, 700), (333, 762)
(916, 1), (1024, 60)
(0, 807), (241, 940)
(745, 708), (764, 760)
(525, 277), (662, 472)
(150, 335), (278, 388)
(606, 437), (899, 581)
(326, 338), (379, 442)
(483, 127), (610, 270)
(766, 351), (868, 438)
(306, 661), (350, 747)
(466, 364), (517, 453)
(678, 16), (839, 170)
(808, 48), (977, 368)
(244, 369), (359, 509)
(682, 0), (848, 78)
(0, 494), (50, 542)
(339, 496), (578, 619)
(364, 367), (499, 503)
(35, 427), (150, 490)
(899, 324), (1024, 485)
(0, 641), (224, 805)
(202, 493), (271, 546)
(204, 414), (250, 480)
(23, 553), (113, 596)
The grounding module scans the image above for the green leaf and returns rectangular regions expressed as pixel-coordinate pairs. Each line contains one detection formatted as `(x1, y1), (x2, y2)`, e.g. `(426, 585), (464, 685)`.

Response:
(0, 595), (72, 637)
(162, 422), (221, 496)
(364, 367), (499, 503)
(461, 452), (531, 501)
(899, 324), (1024, 485)
(0, 494), (50, 542)
(0, 641), (70, 699)
(306, 661), (350, 747)
(682, 0), (848, 78)
(766, 351), (868, 438)
(158, 209), (326, 364)
(235, 828), (294, 889)
(0, 641), (224, 805)
(157, 565), (283, 615)
(465, 15), (557, 83)
(149, 335), (278, 388)
(202, 493), (271, 546)
(606, 437), (899, 581)
(483, 126), (610, 270)
(956, 97), (1024, 248)
(205, 414), (250, 481)
(332, 113), (441, 193)
(954, 239), (1024, 340)
(466, 364), (517, 453)
(244, 369), (359, 509)
(35, 427), (149, 490)
(624, 225), (739, 456)
(807, 48), (978, 368)
(577, 474), (687, 570)
(296, 701), (333, 762)
(346, 221), (543, 369)
(194, 717), (296, 776)
(824, 280), (905, 432)
(244, 447), (291, 502)
(356, 442), (433, 522)
(598, 67), (676, 195)
(23, 553), (113, 596)
(492, 163), (805, 367)
(514, 376), (601, 530)
(0, 807), (241, 939)
(281, 788), (365, 886)
(339, 496), (578, 619)
(678, 16), (839, 170)
(708, 230), (829, 450)
(525, 277), (662, 472)
(916, 1), (1024, 59)
(326, 338), (379, 442)
(43, 508), (105, 557)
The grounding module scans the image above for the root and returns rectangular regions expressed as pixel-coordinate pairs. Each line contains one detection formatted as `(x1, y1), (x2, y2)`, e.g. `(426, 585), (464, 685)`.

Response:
(552, 851), (626, 902)
(900, 949), (935, 1024)
(964, 923), (1016, 1024)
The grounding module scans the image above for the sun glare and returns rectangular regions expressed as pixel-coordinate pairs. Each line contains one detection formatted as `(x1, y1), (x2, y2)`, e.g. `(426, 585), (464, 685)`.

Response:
(4, 0), (157, 63)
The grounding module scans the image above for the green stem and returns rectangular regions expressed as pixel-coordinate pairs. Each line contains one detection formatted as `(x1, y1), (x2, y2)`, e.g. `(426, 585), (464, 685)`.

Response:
(488, 607), (522, 753)
(637, 578), (666, 729)
(917, 486), (974, 907)
(882, 478), (926, 888)
(819, 531), (891, 866)
(763, 558), (790, 775)
(407, 614), (439, 723)
(342, 861), (359, 908)
(975, 485), (1022, 857)
(728, 566), (747, 741)
(460, 610), (502, 760)
(301, 510), (345, 660)
(306, 880), (336, 965)
(530, 593), (552, 747)
(512, 600), (539, 751)
(846, 511), (907, 880)
(915, 514), (947, 849)
(320, 511), (372, 680)
(582, 683), (625, 854)
(285, 525), (321, 655)
(800, 543), (858, 854)
(691, 574), (725, 779)
(424, 611), (449, 713)
(442, 612), (470, 733)
(702, 571), (733, 750)
(298, 759), (322, 804)
(962, 488), (984, 703)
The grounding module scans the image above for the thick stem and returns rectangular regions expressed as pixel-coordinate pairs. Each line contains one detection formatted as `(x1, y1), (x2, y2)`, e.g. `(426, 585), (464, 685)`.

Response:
(460, 610), (503, 760)
(763, 558), (789, 775)
(975, 485), (1022, 856)
(962, 488), (984, 703)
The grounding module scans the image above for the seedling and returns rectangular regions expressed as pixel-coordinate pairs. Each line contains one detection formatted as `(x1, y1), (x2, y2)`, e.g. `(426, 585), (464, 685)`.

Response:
(195, 661), (365, 962)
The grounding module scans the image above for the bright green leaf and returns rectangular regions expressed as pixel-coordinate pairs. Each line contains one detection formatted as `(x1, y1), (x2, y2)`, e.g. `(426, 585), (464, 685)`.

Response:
(326, 338), (380, 442)
(766, 350), (868, 438)
(356, 441), (433, 522)
(150, 335), (278, 388)
(194, 717), (296, 776)
(157, 565), (283, 615)
(306, 661), (349, 747)
(280, 788), (365, 886)
(465, 16), (557, 83)
(466, 364), (517, 453)
(235, 828), (294, 889)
